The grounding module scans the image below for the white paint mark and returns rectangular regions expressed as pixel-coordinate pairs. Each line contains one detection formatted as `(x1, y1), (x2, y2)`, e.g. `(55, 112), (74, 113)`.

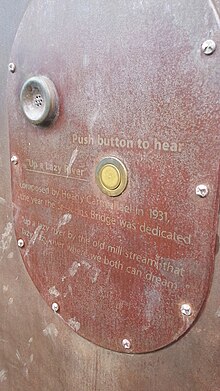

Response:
(0, 222), (13, 253)
(81, 260), (91, 270)
(16, 349), (22, 362)
(132, 0), (144, 10)
(43, 323), (58, 338)
(15, 348), (33, 378)
(209, 0), (220, 28)
(68, 284), (73, 294)
(28, 337), (33, 346)
(8, 297), (13, 305)
(69, 261), (81, 277)
(69, 260), (100, 282)
(63, 284), (73, 298)
(24, 225), (42, 257)
(0, 197), (6, 205)
(0, 369), (8, 383)
(88, 106), (100, 131)
(48, 286), (60, 297)
(66, 148), (78, 177)
(7, 252), (13, 259)
(57, 213), (72, 230)
(0, 339), (8, 343)
(3, 285), (9, 292)
(81, 261), (100, 283)
(215, 306), (220, 317)
(23, 367), (29, 378)
(91, 267), (101, 284)
(68, 317), (81, 332)
(83, 53), (90, 67)
(12, 202), (20, 223)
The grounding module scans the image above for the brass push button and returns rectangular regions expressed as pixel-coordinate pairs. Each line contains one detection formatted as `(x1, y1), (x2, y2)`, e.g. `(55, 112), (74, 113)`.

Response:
(100, 164), (121, 190)
(96, 157), (128, 197)
(20, 76), (59, 125)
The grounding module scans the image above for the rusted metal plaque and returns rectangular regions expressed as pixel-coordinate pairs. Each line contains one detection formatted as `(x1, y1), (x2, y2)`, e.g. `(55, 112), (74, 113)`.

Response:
(7, 0), (220, 353)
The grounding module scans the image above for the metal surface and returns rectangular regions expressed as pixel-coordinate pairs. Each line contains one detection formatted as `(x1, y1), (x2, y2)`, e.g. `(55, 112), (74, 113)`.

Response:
(0, 0), (220, 389)
(7, 0), (220, 354)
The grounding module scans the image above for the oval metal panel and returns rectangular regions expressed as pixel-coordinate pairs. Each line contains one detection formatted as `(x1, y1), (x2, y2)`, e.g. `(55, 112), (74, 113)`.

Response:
(7, 0), (220, 353)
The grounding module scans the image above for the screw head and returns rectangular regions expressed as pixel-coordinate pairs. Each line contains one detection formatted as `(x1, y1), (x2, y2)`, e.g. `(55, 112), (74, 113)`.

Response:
(17, 239), (24, 248)
(202, 39), (216, 55)
(181, 303), (192, 316)
(196, 184), (209, 198)
(8, 62), (16, 73)
(51, 302), (59, 312)
(11, 155), (18, 165)
(122, 339), (131, 349)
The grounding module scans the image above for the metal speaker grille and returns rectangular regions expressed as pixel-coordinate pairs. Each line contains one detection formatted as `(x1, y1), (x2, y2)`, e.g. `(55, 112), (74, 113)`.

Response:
(34, 94), (43, 107)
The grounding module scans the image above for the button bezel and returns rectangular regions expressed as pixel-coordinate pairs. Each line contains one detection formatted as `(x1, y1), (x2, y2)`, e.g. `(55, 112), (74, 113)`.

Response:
(20, 75), (59, 126)
(95, 157), (128, 197)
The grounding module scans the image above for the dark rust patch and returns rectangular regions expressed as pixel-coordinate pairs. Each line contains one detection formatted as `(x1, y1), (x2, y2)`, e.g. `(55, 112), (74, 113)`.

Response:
(7, 0), (220, 353)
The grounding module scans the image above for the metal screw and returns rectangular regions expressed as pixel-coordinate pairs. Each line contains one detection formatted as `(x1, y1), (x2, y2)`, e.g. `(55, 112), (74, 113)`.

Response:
(181, 303), (192, 316)
(8, 62), (16, 73)
(11, 155), (18, 165)
(17, 239), (24, 248)
(122, 339), (131, 349)
(196, 184), (209, 198)
(51, 302), (59, 312)
(202, 39), (216, 55)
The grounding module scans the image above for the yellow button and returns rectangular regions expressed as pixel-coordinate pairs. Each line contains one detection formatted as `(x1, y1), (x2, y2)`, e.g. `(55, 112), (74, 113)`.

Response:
(100, 164), (121, 190)
(96, 157), (128, 197)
